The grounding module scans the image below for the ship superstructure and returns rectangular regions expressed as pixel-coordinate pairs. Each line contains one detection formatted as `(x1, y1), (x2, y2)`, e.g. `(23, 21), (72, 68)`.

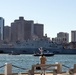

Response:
(0, 38), (76, 54)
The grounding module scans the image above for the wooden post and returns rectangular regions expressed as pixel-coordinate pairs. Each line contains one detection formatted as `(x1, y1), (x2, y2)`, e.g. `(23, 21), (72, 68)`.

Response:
(5, 63), (12, 75)
(55, 62), (62, 73)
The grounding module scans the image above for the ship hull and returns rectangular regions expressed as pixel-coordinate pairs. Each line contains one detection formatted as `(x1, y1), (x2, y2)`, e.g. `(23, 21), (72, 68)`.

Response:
(0, 48), (76, 54)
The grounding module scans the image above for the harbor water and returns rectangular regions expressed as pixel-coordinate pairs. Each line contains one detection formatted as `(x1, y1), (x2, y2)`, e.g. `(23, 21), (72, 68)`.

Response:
(0, 54), (76, 73)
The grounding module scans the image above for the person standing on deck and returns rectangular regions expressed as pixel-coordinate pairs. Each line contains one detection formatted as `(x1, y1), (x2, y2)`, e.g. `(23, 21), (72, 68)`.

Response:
(39, 54), (46, 75)
(39, 54), (46, 64)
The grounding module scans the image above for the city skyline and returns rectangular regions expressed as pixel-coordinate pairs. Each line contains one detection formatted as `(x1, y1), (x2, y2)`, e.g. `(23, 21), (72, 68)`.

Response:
(1, 16), (75, 42)
(0, 0), (76, 42)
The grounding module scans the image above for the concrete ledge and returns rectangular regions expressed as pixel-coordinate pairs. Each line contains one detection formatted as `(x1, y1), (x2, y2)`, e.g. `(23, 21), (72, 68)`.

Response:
(0, 73), (18, 75)
(0, 72), (74, 75)
(19, 72), (69, 75)
(12, 73), (18, 75)
(20, 72), (28, 75)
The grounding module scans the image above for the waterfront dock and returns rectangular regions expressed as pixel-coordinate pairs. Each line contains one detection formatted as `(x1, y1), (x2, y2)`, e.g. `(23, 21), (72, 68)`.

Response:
(20, 72), (76, 75)
(0, 62), (76, 75)
(0, 72), (74, 75)
(20, 72), (74, 75)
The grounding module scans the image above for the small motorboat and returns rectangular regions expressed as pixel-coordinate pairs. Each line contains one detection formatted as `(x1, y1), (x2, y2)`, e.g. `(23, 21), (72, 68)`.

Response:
(33, 52), (54, 56)
(33, 47), (54, 56)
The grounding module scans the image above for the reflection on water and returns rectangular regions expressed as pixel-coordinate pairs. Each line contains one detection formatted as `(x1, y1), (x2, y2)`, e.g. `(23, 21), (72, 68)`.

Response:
(0, 54), (76, 73)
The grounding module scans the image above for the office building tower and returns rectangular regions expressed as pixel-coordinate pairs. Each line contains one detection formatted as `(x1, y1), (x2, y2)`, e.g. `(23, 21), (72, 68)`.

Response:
(4, 26), (11, 42)
(71, 31), (76, 42)
(11, 17), (34, 42)
(24, 20), (34, 40)
(57, 32), (69, 43)
(52, 32), (69, 44)
(0, 17), (4, 40)
(34, 23), (44, 38)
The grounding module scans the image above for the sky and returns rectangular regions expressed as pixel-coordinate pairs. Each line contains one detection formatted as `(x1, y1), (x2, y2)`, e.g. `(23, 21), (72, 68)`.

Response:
(0, 0), (76, 41)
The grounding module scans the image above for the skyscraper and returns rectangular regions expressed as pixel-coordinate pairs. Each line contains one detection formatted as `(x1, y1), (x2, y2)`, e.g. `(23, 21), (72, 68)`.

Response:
(0, 17), (4, 40)
(71, 31), (76, 42)
(4, 26), (11, 42)
(34, 23), (44, 38)
(11, 17), (34, 42)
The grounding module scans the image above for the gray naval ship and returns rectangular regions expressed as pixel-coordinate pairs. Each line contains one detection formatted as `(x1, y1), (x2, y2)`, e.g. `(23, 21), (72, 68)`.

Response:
(0, 38), (76, 54)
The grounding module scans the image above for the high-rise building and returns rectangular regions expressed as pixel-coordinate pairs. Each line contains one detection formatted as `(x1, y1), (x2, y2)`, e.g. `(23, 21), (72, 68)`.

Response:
(71, 31), (76, 42)
(4, 26), (11, 42)
(52, 32), (69, 44)
(11, 17), (34, 42)
(34, 23), (44, 38)
(24, 20), (34, 40)
(0, 17), (4, 40)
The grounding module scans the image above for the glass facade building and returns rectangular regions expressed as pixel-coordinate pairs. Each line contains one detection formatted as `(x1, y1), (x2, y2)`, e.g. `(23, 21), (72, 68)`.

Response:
(0, 17), (4, 40)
